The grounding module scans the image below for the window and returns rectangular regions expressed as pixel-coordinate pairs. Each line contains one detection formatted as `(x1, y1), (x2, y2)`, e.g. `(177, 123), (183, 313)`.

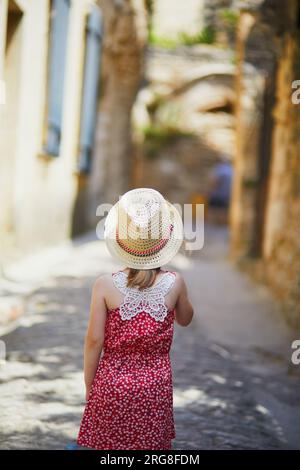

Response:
(77, 5), (103, 174)
(44, 0), (70, 156)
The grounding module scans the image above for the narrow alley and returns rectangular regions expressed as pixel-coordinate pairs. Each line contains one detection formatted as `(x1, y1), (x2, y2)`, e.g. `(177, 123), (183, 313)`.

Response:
(1, 0), (300, 456)
(0, 226), (299, 450)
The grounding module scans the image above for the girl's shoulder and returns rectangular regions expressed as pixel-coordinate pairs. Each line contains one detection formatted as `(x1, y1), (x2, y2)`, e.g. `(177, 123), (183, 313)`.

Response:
(93, 270), (129, 292)
(160, 270), (186, 295)
(92, 273), (115, 292)
(168, 271), (187, 294)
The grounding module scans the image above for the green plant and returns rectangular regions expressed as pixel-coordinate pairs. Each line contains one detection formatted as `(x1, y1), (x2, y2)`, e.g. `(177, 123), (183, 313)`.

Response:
(148, 26), (216, 49)
(198, 26), (216, 44)
(148, 31), (178, 49)
(230, 53), (238, 65)
(140, 125), (195, 158)
(219, 9), (239, 29)
(179, 27), (216, 46)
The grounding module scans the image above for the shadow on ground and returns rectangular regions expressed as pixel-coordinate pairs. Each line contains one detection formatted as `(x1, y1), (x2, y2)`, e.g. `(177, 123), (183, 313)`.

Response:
(0, 226), (300, 449)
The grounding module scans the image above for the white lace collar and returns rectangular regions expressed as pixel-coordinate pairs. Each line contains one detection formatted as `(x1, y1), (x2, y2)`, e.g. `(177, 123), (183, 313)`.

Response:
(112, 270), (176, 322)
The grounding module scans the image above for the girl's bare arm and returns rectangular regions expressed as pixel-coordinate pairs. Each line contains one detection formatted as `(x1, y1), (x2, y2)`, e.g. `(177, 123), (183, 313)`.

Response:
(84, 276), (107, 400)
(174, 274), (194, 327)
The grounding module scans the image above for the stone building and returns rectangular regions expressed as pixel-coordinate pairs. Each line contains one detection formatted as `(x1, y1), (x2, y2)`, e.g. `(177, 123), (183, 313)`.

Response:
(230, 0), (300, 327)
(0, 0), (146, 264)
(0, 0), (104, 261)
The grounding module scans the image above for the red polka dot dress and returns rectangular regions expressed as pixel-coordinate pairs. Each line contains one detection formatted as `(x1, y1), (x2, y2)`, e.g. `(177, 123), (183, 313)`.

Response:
(77, 270), (176, 450)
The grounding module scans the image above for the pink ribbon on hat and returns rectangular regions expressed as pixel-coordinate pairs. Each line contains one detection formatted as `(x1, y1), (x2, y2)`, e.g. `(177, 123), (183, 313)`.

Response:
(116, 224), (174, 257)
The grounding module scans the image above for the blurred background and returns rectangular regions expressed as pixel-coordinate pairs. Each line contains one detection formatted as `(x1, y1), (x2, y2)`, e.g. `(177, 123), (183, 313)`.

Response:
(0, 0), (300, 450)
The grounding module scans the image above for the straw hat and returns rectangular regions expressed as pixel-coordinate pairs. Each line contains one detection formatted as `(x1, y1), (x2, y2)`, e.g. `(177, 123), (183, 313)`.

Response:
(104, 188), (183, 269)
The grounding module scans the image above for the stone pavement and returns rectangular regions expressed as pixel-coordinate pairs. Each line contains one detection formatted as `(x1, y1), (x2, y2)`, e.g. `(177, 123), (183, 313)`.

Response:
(0, 226), (300, 450)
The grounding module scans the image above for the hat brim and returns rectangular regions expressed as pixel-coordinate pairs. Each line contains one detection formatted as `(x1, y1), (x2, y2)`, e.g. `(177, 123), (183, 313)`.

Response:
(104, 200), (183, 269)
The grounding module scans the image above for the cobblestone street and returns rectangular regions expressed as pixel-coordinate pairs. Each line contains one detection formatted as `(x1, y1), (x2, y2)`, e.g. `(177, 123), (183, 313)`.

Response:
(0, 227), (300, 450)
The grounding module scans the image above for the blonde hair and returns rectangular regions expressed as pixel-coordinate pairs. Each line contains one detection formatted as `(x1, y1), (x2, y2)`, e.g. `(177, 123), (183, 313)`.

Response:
(127, 268), (161, 290)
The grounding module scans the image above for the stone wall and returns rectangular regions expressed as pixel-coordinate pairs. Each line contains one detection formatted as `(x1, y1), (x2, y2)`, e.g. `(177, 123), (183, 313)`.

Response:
(231, 0), (300, 327)
(203, 0), (233, 29)
(0, 0), (148, 255)
(135, 135), (223, 205)
(133, 46), (237, 204)
(263, 16), (300, 326)
(151, 0), (205, 39)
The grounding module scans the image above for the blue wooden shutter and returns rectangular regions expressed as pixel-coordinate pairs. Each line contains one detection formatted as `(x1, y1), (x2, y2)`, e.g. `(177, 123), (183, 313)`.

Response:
(78, 5), (103, 174)
(44, 0), (70, 156)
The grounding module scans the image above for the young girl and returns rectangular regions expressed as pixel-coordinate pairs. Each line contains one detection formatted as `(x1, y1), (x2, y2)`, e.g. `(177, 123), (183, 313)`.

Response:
(77, 188), (194, 450)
